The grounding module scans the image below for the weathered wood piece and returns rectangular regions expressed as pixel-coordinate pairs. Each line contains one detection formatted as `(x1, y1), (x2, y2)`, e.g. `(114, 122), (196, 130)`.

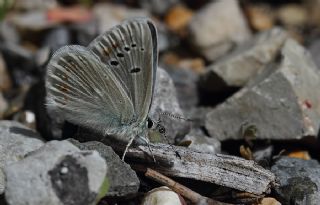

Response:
(125, 143), (275, 195)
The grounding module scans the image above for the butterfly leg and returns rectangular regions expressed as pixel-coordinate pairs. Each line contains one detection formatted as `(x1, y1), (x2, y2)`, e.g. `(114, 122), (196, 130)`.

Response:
(121, 135), (136, 161)
(146, 143), (156, 163)
(137, 136), (156, 163)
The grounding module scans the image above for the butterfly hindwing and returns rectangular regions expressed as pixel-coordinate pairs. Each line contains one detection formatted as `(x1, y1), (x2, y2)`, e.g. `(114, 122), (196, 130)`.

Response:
(46, 45), (136, 137)
(89, 18), (158, 123)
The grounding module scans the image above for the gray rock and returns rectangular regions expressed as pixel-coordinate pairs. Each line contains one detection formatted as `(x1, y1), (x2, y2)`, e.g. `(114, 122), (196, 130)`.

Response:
(253, 146), (273, 163)
(37, 27), (69, 67)
(69, 139), (140, 197)
(0, 21), (20, 45)
(308, 38), (320, 69)
(71, 20), (99, 46)
(12, 110), (37, 130)
(149, 67), (190, 143)
(10, 11), (57, 31)
(271, 157), (320, 205)
(188, 106), (212, 128)
(0, 93), (8, 119)
(93, 3), (149, 35)
(156, 21), (179, 52)
(0, 42), (35, 72)
(13, 0), (57, 11)
(205, 39), (320, 140)
(139, 0), (179, 16)
(45, 95), (65, 139)
(0, 121), (44, 194)
(43, 26), (71, 53)
(189, 0), (251, 61)
(4, 140), (107, 205)
(201, 27), (287, 90)
(34, 46), (51, 67)
(165, 67), (199, 111)
(181, 129), (221, 154)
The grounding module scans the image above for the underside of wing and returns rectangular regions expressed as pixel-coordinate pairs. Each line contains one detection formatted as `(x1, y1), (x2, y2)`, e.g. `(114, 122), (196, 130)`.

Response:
(46, 45), (135, 135)
(89, 17), (158, 122)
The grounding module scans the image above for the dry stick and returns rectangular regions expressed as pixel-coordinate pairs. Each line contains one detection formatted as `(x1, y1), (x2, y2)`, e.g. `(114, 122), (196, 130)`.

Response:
(145, 168), (233, 205)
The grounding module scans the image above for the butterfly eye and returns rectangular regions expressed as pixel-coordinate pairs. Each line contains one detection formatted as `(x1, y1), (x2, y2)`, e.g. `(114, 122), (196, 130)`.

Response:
(147, 118), (153, 129)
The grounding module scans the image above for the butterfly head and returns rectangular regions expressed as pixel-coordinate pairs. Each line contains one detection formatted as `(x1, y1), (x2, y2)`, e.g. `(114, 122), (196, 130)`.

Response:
(145, 118), (167, 143)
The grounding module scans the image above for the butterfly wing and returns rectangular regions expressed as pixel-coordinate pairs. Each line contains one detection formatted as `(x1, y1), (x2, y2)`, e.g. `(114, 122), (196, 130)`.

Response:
(89, 18), (158, 123)
(46, 45), (136, 138)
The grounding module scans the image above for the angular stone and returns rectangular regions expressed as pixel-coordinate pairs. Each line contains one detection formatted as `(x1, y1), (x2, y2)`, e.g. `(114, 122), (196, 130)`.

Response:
(0, 52), (12, 92)
(13, 0), (57, 11)
(27, 80), (64, 140)
(189, 0), (251, 61)
(181, 128), (220, 154)
(245, 4), (274, 31)
(93, 3), (149, 34)
(206, 39), (320, 140)
(0, 43), (35, 72)
(71, 20), (98, 46)
(149, 67), (190, 143)
(277, 4), (308, 27)
(201, 27), (287, 90)
(141, 186), (184, 205)
(271, 157), (320, 205)
(165, 67), (199, 111)
(0, 21), (20, 44)
(155, 21), (178, 52)
(69, 140), (139, 197)
(164, 4), (193, 32)
(305, 0), (320, 27)
(12, 110), (37, 130)
(0, 93), (8, 119)
(4, 140), (107, 205)
(253, 146), (273, 163)
(308, 38), (320, 69)
(43, 26), (71, 53)
(0, 121), (44, 194)
(139, 0), (179, 16)
(10, 11), (57, 31)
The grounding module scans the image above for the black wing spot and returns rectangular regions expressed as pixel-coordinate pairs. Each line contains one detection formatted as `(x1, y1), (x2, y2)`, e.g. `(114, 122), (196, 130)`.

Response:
(110, 60), (119, 66)
(140, 48), (145, 51)
(130, 67), (141, 73)
(131, 43), (137, 48)
(117, 52), (124, 58)
(124, 46), (130, 52)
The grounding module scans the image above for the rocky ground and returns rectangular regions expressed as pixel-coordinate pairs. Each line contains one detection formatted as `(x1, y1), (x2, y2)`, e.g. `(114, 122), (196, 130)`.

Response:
(0, 0), (320, 205)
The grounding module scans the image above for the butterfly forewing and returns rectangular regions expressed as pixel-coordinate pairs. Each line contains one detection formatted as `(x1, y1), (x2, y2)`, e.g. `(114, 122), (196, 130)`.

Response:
(89, 18), (158, 123)
(46, 45), (136, 135)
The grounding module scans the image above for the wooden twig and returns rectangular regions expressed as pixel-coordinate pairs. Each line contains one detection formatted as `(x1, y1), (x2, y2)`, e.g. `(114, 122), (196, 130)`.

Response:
(145, 168), (232, 205)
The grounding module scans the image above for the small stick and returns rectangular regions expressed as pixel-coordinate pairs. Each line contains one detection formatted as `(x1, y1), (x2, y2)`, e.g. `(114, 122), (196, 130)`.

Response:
(145, 168), (232, 205)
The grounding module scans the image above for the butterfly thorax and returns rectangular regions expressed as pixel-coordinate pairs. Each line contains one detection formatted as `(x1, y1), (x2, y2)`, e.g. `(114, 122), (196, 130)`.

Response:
(108, 120), (149, 145)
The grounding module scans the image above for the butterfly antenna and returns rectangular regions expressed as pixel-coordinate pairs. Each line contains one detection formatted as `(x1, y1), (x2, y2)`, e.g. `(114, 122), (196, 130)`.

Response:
(159, 127), (181, 160)
(122, 135), (136, 161)
(160, 112), (193, 122)
(160, 111), (194, 134)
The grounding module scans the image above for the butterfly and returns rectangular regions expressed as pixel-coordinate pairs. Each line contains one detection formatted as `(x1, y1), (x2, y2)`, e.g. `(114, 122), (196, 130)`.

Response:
(46, 17), (164, 160)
